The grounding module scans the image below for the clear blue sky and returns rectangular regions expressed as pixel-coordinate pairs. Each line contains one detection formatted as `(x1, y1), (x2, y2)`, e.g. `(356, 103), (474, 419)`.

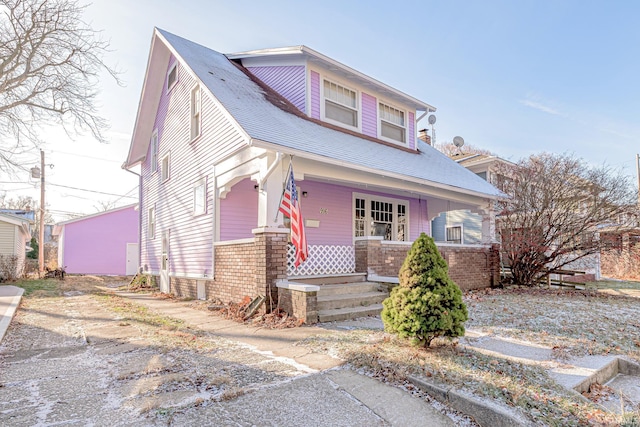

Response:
(4, 0), (639, 220)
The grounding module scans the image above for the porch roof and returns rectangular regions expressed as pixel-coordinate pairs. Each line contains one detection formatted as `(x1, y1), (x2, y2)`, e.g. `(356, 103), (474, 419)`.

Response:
(130, 29), (502, 200)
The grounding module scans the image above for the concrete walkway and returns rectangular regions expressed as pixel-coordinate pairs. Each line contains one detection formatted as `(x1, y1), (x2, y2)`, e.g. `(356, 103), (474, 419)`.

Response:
(117, 292), (455, 426)
(0, 285), (23, 342)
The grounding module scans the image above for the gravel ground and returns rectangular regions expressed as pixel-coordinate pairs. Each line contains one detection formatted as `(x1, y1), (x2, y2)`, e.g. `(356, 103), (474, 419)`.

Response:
(0, 279), (317, 426)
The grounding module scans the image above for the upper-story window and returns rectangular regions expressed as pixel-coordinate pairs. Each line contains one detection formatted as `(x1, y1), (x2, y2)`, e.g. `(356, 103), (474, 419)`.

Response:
(193, 179), (206, 216)
(190, 85), (201, 141)
(167, 63), (178, 92)
(150, 130), (158, 173)
(379, 102), (406, 144)
(161, 153), (170, 182)
(323, 79), (358, 129)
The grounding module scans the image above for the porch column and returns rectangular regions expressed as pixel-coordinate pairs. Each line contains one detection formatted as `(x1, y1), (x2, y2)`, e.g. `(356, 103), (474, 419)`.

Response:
(480, 204), (498, 245)
(257, 157), (285, 228)
(253, 227), (289, 313)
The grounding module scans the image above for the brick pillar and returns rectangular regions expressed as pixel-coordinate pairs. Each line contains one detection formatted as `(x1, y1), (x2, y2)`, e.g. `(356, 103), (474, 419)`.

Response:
(489, 243), (501, 287)
(253, 227), (289, 313)
(355, 237), (383, 275)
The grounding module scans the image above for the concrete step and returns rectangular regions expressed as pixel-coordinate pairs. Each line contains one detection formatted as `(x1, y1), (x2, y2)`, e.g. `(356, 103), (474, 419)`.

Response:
(318, 304), (384, 323)
(317, 282), (382, 297)
(289, 274), (366, 285)
(317, 291), (387, 311)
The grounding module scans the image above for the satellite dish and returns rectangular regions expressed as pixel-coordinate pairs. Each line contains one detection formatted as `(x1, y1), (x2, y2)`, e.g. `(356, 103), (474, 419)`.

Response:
(427, 114), (437, 125)
(453, 136), (465, 148)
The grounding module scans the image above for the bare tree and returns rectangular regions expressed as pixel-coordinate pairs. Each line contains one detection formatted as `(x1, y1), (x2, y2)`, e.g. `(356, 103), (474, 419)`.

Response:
(0, 194), (53, 237)
(0, 0), (120, 171)
(494, 153), (637, 286)
(434, 141), (494, 157)
(94, 199), (115, 212)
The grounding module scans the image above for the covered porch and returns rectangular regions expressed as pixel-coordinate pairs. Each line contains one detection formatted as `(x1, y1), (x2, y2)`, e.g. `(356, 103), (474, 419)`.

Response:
(196, 147), (500, 322)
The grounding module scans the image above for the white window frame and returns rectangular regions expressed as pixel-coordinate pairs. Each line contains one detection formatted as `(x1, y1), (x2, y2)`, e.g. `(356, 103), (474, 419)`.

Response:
(378, 100), (407, 145)
(193, 179), (206, 216)
(161, 153), (170, 182)
(190, 84), (201, 141)
(166, 63), (178, 93)
(445, 223), (463, 244)
(148, 206), (156, 239)
(321, 77), (360, 132)
(352, 193), (409, 242)
(150, 129), (159, 174)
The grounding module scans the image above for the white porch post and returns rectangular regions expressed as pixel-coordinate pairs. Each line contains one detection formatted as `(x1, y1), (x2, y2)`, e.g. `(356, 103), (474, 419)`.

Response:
(480, 203), (498, 244)
(257, 158), (285, 228)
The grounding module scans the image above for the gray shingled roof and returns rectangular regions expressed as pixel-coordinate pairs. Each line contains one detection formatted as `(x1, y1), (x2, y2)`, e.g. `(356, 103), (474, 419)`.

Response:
(158, 29), (502, 198)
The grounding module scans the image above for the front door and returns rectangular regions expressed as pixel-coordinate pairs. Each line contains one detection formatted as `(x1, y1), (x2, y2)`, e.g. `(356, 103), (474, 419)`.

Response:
(160, 231), (170, 293)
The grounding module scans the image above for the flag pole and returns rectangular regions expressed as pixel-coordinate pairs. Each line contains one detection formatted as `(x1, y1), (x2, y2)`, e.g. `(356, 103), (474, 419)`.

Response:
(274, 160), (293, 223)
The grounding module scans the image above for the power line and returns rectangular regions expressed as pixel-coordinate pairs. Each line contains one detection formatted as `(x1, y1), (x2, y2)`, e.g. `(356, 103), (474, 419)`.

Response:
(48, 182), (137, 199)
(49, 150), (124, 163)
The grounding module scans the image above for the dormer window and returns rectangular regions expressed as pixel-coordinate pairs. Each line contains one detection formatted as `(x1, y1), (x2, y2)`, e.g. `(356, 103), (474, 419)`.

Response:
(379, 102), (406, 144)
(167, 63), (178, 92)
(323, 79), (358, 129)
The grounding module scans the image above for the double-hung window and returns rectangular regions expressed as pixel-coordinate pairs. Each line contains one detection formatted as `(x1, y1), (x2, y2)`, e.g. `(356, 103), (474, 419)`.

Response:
(150, 130), (158, 173)
(379, 102), (406, 144)
(161, 154), (170, 182)
(323, 79), (358, 129)
(193, 179), (206, 215)
(148, 206), (156, 239)
(353, 194), (408, 241)
(446, 225), (462, 244)
(190, 85), (201, 141)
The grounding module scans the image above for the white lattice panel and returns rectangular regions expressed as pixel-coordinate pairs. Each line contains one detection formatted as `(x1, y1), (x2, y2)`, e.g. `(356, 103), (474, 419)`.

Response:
(287, 244), (356, 276)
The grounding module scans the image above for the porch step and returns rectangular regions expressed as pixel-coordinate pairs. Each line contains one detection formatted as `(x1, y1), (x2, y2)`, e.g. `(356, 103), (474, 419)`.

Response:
(318, 304), (384, 323)
(317, 291), (387, 311)
(289, 273), (366, 285)
(317, 282), (382, 297)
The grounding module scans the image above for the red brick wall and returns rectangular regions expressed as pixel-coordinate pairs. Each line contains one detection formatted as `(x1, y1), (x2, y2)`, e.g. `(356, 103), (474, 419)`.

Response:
(278, 287), (318, 323)
(356, 238), (499, 290)
(211, 242), (257, 303)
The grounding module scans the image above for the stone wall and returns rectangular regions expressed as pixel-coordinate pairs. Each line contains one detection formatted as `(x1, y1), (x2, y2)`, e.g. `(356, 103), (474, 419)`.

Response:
(277, 284), (318, 324)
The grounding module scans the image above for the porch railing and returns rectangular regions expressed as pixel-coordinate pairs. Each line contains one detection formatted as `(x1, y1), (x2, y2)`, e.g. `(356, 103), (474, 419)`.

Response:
(287, 244), (356, 276)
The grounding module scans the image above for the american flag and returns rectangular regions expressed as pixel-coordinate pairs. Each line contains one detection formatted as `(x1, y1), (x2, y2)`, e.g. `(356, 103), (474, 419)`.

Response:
(279, 165), (308, 267)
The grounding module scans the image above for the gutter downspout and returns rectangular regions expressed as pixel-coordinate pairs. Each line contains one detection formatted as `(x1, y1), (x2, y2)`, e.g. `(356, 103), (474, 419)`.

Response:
(122, 163), (142, 275)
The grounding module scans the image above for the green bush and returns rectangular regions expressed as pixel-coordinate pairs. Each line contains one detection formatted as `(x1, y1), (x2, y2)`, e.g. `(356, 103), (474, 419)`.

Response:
(381, 233), (468, 347)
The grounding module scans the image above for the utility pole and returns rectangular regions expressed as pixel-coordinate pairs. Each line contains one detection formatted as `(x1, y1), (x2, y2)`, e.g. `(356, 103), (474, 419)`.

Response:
(637, 153), (640, 207)
(39, 149), (45, 273)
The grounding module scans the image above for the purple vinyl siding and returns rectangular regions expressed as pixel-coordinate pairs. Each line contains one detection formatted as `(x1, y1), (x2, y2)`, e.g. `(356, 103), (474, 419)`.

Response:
(408, 112), (416, 150)
(297, 180), (430, 246)
(62, 206), (138, 275)
(140, 55), (247, 276)
(310, 70), (320, 120)
(219, 178), (258, 241)
(247, 66), (306, 113)
(361, 92), (377, 138)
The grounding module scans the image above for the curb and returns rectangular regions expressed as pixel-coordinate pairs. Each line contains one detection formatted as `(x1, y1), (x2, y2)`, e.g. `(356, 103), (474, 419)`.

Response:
(0, 286), (24, 342)
(408, 375), (536, 427)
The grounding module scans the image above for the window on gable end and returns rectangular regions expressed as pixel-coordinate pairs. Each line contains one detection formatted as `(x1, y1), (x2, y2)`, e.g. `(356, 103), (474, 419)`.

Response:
(161, 154), (170, 182)
(193, 179), (206, 216)
(167, 63), (178, 92)
(379, 102), (406, 144)
(323, 79), (358, 129)
(190, 85), (201, 141)
(150, 130), (158, 173)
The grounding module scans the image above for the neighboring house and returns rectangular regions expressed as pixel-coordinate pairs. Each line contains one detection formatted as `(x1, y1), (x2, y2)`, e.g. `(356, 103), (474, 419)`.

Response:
(0, 212), (32, 279)
(53, 204), (139, 275)
(432, 153), (507, 245)
(123, 29), (503, 322)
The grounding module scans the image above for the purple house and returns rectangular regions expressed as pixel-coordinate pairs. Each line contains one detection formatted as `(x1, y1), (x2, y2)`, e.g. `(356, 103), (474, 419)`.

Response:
(124, 29), (502, 323)
(53, 204), (139, 275)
